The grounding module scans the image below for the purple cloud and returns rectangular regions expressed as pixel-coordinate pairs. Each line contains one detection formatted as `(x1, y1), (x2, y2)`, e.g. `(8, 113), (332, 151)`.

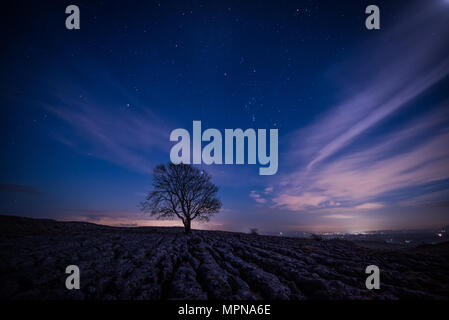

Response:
(286, 2), (449, 169)
(271, 2), (449, 215)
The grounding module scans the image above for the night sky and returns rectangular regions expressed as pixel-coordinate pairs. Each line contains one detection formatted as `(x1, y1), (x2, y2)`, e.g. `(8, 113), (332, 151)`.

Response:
(1, 0), (449, 233)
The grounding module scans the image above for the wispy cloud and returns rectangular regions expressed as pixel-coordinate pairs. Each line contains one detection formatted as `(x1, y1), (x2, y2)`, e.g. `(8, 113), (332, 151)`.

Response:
(272, 193), (329, 211)
(286, 3), (449, 169)
(274, 109), (449, 211)
(44, 96), (170, 174)
(250, 190), (267, 204)
(271, 2), (449, 217)
(305, 59), (449, 170)
(322, 214), (354, 220)
(353, 203), (384, 210)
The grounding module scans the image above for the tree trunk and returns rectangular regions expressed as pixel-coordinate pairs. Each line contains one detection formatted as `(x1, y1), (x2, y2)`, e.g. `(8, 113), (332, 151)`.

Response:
(184, 218), (191, 234)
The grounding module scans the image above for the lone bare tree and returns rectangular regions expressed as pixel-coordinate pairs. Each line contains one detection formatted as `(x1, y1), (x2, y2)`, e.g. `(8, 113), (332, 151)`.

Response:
(141, 163), (222, 233)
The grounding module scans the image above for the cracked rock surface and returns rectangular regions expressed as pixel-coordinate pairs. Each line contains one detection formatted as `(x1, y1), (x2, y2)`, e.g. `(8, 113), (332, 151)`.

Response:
(0, 216), (448, 300)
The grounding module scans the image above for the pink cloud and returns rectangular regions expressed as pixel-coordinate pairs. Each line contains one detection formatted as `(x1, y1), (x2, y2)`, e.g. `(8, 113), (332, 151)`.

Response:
(322, 214), (354, 219)
(353, 203), (384, 210)
(285, 3), (449, 170)
(273, 126), (449, 212)
(272, 193), (329, 211)
(271, 3), (449, 216)
(250, 190), (267, 204)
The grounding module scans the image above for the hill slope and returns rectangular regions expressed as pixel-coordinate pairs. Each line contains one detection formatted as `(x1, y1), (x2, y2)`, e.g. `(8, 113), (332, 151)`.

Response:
(0, 215), (448, 300)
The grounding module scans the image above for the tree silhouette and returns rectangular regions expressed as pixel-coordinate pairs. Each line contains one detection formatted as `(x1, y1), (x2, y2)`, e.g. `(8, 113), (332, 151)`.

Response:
(141, 163), (221, 233)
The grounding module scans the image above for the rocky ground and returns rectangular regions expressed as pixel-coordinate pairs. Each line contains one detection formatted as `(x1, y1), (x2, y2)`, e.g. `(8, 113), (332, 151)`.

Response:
(0, 215), (448, 300)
